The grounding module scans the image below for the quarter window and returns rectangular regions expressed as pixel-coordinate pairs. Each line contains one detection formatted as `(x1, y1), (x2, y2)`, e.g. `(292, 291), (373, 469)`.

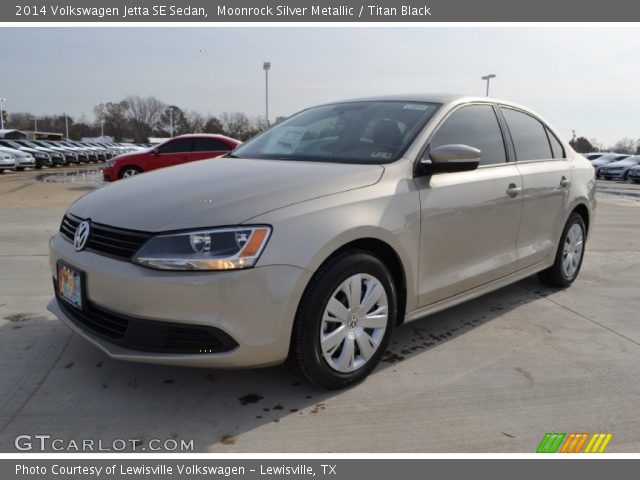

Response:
(430, 105), (506, 165)
(501, 108), (553, 161)
(192, 138), (233, 152)
(546, 128), (565, 159)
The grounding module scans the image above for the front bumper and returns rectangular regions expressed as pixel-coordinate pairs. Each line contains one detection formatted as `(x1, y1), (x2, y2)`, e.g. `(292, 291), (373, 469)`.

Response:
(600, 170), (626, 179)
(35, 157), (52, 167)
(48, 233), (311, 368)
(102, 167), (115, 181)
(628, 170), (640, 180)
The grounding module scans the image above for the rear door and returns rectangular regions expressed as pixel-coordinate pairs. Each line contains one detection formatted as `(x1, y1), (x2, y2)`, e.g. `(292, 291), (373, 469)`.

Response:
(416, 103), (523, 307)
(189, 138), (234, 162)
(499, 106), (572, 269)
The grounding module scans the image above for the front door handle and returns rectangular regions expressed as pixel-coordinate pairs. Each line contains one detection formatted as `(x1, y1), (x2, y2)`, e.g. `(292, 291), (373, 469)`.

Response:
(506, 183), (522, 198)
(560, 176), (571, 188)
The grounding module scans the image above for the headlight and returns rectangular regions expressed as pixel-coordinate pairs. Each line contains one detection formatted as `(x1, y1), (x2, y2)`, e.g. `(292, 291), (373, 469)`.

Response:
(132, 226), (271, 271)
(104, 159), (115, 167)
(35, 153), (46, 159)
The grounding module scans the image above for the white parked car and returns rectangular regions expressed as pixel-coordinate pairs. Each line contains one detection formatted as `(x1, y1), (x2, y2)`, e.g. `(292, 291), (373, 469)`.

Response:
(0, 146), (36, 170)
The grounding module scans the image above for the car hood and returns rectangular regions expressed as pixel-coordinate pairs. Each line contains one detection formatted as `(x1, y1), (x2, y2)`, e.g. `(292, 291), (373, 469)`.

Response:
(69, 157), (384, 231)
(112, 150), (147, 161)
(603, 159), (638, 168)
(591, 158), (613, 166)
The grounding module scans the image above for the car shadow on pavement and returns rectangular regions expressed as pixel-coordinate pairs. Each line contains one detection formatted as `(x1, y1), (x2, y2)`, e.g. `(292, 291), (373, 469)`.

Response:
(0, 276), (558, 453)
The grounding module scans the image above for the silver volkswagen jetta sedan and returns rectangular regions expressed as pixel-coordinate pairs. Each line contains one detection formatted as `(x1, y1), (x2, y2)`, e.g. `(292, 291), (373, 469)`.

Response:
(49, 94), (596, 389)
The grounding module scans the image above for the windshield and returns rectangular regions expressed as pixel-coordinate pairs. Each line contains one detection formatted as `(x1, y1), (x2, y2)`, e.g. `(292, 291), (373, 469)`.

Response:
(4, 140), (24, 149)
(232, 101), (440, 164)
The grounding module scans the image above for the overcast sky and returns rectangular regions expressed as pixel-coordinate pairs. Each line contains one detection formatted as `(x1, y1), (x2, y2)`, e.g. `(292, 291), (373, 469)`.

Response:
(0, 27), (637, 146)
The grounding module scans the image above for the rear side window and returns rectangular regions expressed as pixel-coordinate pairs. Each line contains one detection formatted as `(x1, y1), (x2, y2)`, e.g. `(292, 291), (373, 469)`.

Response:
(501, 108), (553, 161)
(158, 138), (193, 154)
(546, 128), (565, 159)
(430, 104), (506, 165)
(192, 138), (233, 152)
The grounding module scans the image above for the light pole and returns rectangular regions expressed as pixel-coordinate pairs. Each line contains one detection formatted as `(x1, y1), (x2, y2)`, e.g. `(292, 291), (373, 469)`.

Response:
(481, 74), (496, 97)
(263, 62), (271, 127)
(65, 113), (69, 139)
(33, 117), (38, 132)
(0, 97), (6, 130)
(169, 107), (174, 137)
(100, 120), (105, 138)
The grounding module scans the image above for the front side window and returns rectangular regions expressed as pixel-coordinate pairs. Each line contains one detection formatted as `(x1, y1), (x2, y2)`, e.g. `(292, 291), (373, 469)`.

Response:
(430, 104), (506, 165)
(231, 101), (440, 164)
(501, 107), (553, 161)
(158, 138), (193, 154)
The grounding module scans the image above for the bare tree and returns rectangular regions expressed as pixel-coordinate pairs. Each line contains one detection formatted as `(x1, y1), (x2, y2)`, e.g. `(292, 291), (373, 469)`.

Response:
(611, 138), (637, 154)
(94, 101), (130, 141)
(124, 95), (166, 142)
(185, 111), (206, 133)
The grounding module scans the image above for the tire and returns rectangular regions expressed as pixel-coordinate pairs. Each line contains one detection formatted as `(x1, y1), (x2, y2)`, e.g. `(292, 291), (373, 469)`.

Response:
(119, 166), (143, 179)
(623, 171), (630, 181)
(15, 167), (25, 171)
(538, 213), (586, 288)
(288, 250), (397, 389)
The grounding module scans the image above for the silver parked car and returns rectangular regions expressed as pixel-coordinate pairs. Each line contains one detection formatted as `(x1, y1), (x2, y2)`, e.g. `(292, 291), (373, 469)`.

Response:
(0, 146), (36, 170)
(0, 150), (16, 172)
(599, 155), (640, 181)
(590, 153), (630, 178)
(627, 163), (640, 183)
(48, 95), (596, 389)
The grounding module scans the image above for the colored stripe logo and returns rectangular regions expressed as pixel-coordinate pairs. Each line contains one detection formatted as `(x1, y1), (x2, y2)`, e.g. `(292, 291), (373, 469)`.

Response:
(537, 432), (612, 453)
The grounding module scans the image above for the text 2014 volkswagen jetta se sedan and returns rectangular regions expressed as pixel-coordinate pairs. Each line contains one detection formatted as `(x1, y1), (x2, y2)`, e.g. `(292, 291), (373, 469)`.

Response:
(49, 95), (596, 389)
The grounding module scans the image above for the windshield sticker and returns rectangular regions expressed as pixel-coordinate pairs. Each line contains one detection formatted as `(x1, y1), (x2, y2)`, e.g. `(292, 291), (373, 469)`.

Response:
(403, 104), (430, 111)
(263, 127), (306, 154)
(371, 151), (393, 159)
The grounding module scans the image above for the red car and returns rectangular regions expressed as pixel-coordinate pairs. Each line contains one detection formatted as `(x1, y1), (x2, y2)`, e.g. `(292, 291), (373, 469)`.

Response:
(102, 134), (240, 181)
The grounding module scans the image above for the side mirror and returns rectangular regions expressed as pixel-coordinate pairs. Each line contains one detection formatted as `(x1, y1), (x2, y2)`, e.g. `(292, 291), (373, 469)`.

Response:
(418, 144), (481, 175)
(152, 147), (159, 155)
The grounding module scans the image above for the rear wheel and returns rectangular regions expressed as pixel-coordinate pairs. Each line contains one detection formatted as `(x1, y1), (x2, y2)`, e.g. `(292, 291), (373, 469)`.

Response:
(289, 251), (397, 389)
(119, 166), (142, 179)
(538, 213), (586, 288)
(15, 167), (25, 171)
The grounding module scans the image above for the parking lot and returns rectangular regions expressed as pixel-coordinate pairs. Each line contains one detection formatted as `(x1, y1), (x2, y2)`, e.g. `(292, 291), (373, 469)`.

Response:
(1, 166), (640, 452)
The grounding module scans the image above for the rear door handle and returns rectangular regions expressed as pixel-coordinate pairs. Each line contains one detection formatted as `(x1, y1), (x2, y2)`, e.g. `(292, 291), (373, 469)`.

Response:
(506, 183), (522, 198)
(560, 176), (571, 188)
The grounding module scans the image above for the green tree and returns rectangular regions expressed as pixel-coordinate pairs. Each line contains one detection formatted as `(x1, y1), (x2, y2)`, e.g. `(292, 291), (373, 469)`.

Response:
(203, 116), (225, 134)
(159, 105), (189, 136)
(569, 137), (594, 153)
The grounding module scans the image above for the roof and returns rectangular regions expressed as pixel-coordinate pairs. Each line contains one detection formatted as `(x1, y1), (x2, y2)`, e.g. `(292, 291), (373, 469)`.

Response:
(314, 93), (531, 110)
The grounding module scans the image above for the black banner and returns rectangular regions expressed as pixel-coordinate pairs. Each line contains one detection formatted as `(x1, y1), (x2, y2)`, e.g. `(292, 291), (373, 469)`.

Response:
(4, 0), (640, 22)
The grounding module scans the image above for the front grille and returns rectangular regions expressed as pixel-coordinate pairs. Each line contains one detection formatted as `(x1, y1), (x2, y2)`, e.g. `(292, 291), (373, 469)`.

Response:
(55, 289), (238, 354)
(60, 213), (152, 260)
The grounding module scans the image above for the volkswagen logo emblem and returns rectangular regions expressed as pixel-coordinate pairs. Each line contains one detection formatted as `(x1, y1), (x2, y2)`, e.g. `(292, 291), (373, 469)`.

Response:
(73, 220), (91, 252)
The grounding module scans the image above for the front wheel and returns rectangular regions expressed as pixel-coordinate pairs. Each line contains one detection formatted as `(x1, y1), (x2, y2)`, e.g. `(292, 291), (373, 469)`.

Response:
(538, 213), (586, 288)
(119, 166), (142, 179)
(289, 251), (397, 389)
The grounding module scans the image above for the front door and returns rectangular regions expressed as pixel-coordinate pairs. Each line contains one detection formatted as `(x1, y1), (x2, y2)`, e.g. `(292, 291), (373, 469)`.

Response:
(416, 103), (523, 307)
